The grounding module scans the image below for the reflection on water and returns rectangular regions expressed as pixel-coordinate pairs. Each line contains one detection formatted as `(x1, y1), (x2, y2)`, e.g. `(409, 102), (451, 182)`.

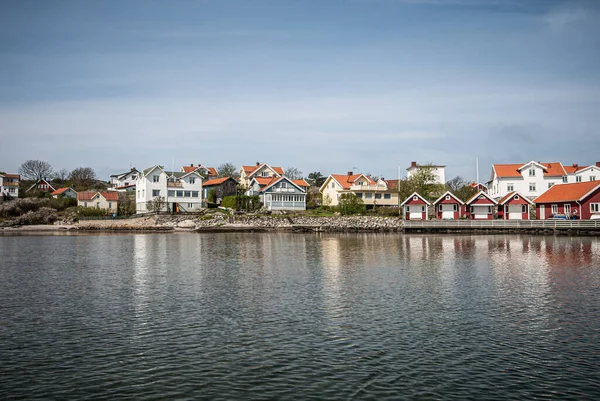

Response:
(0, 233), (599, 400)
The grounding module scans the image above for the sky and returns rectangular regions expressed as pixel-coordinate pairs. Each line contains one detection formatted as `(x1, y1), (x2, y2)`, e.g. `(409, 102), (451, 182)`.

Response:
(1, 0), (599, 182)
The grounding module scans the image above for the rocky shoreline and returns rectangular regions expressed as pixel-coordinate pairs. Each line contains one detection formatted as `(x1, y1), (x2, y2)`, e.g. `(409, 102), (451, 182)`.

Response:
(1, 214), (405, 233)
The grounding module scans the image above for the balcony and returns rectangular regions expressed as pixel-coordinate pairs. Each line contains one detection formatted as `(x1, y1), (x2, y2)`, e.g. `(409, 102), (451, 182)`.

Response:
(349, 185), (388, 191)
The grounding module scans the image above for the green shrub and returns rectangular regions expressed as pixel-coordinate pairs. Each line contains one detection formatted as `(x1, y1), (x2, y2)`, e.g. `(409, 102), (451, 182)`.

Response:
(221, 195), (262, 211)
(338, 194), (366, 215)
(76, 207), (109, 217)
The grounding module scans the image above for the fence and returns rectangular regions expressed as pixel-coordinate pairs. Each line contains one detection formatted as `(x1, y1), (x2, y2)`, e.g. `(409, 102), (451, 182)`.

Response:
(404, 220), (600, 229)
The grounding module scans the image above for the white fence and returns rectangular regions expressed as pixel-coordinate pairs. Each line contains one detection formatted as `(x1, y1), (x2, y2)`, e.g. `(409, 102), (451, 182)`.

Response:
(404, 220), (600, 229)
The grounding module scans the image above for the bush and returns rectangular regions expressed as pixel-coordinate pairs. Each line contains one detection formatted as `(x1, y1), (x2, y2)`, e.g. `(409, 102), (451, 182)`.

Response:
(338, 193), (366, 215)
(76, 207), (108, 217)
(221, 195), (262, 211)
(368, 207), (400, 216)
(14, 207), (57, 225)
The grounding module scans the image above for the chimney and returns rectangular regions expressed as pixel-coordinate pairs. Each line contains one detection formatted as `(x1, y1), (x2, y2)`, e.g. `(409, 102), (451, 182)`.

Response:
(256, 162), (260, 166)
(573, 164), (578, 168)
(191, 163), (194, 167)
(411, 161), (417, 168)
(596, 162), (600, 168)
(347, 171), (353, 176)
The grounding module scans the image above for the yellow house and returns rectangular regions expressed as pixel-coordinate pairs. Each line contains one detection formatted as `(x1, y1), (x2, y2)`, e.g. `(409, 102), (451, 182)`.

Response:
(320, 172), (399, 208)
(239, 162), (284, 189)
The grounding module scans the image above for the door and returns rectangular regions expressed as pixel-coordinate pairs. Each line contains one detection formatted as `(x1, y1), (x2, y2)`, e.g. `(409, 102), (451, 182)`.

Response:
(508, 205), (522, 220)
(441, 204), (454, 220)
(473, 205), (488, 219)
(539, 205), (545, 220)
(409, 205), (423, 219)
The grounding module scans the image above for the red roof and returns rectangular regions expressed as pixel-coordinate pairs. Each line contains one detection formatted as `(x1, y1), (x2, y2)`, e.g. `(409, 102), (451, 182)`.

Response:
(466, 191), (497, 205)
(242, 164), (284, 177)
(204, 177), (236, 186)
(293, 179), (309, 187)
(563, 164), (588, 174)
(50, 187), (72, 196)
(330, 173), (375, 190)
(77, 191), (119, 201)
(384, 179), (399, 190)
(534, 181), (600, 203)
(182, 165), (218, 176)
(494, 162), (566, 178)
(2, 173), (20, 179)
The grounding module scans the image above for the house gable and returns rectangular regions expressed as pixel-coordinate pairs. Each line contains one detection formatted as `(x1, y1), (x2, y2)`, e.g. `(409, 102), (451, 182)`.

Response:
(466, 191), (497, 206)
(433, 191), (464, 205)
(401, 192), (430, 206)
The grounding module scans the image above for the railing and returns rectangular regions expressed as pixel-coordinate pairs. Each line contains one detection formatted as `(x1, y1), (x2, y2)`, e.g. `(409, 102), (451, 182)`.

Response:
(404, 220), (600, 229)
(349, 185), (388, 191)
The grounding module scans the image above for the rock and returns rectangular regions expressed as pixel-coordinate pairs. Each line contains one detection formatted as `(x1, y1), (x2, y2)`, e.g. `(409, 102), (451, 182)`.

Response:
(177, 219), (197, 229)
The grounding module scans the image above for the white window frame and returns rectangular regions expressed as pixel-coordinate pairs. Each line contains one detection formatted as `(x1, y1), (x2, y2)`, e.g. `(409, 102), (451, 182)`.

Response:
(153, 175), (160, 183)
(591, 203), (600, 213)
(551, 204), (558, 214)
(529, 183), (536, 192)
(591, 176), (596, 182)
(445, 195), (450, 200)
(576, 176), (582, 183)
(507, 183), (514, 192)
(562, 176), (568, 183)
(514, 195), (519, 200)
(564, 204), (571, 214)
(529, 168), (535, 177)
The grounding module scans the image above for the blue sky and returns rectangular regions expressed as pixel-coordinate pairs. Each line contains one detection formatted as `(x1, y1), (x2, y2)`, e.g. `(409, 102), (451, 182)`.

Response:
(1, 0), (599, 182)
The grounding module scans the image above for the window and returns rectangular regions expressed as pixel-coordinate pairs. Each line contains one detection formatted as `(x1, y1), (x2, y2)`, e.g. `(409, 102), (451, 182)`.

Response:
(356, 193), (362, 198)
(591, 203), (600, 213)
(188, 203), (193, 208)
(365, 193), (372, 199)
(552, 204), (558, 214)
(84, 202), (87, 207)
(445, 195), (450, 200)
(439, 205), (443, 211)
(153, 175), (160, 183)
(453, 204), (458, 211)
(522, 205), (526, 213)
(142, 189), (145, 197)
(564, 204), (571, 213)
(331, 183), (335, 188)
(488, 206), (492, 214)
(422, 206), (426, 212)
(184, 191), (191, 197)
(108, 202), (112, 209)
(529, 168), (535, 176)
(152, 189), (160, 197)
(168, 190), (175, 197)
(192, 191), (199, 198)
(261, 172), (269, 177)
(384, 194), (391, 199)
(375, 193), (382, 199)
(176, 191), (183, 197)
(132, 175), (137, 180)
(189, 177), (195, 184)
(507, 183), (514, 192)
(413, 196), (418, 201)
(529, 183), (536, 192)
(576, 176), (582, 183)
(562, 176), (568, 183)
(548, 183), (554, 189)
(8, 187), (15, 193)
(514, 195), (519, 200)
(591, 176), (596, 181)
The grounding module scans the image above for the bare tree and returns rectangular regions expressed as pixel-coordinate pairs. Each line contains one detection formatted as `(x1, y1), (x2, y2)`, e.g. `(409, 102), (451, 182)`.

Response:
(146, 196), (166, 213)
(19, 160), (53, 181)
(53, 169), (70, 182)
(285, 167), (303, 180)
(217, 163), (237, 178)
(70, 167), (97, 189)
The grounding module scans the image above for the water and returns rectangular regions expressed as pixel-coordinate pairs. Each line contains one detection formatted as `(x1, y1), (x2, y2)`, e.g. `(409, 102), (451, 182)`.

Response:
(1, 233), (599, 400)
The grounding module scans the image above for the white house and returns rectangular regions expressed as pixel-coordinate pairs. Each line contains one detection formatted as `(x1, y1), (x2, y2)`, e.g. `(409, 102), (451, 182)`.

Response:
(239, 162), (284, 189)
(247, 176), (308, 211)
(487, 161), (568, 200)
(0, 173), (20, 199)
(51, 187), (77, 199)
(406, 162), (445, 185)
(109, 167), (139, 191)
(564, 162), (600, 184)
(135, 165), (203, 213)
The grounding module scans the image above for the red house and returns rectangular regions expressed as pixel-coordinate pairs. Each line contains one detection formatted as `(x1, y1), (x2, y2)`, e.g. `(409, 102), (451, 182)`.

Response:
(465, 191), (497, 220)
(401, 192), (430, 220)
(498, 191), (533, 220)
(433, 191), (465, 220)
(534, 181), (600, 220)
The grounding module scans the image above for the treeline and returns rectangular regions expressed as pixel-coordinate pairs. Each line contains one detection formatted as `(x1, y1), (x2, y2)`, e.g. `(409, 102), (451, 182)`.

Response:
(17, 159), (105, 193)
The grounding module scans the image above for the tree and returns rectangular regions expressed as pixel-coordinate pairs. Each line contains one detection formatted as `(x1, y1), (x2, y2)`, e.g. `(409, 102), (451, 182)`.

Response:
(70, 167), (97, 190)
(146, 196), (166, 213)
(307, 172), (326, 187)
(118, 192), (137, 216)
(398, 164), (446, 202)
(53, 169), (70, 182)
(446, 175), (478, 202)
(19, 160), (53, 181)
(285, 167), (303, 180)
(338, 193), (366, 215)
(217, 163), (237, 178)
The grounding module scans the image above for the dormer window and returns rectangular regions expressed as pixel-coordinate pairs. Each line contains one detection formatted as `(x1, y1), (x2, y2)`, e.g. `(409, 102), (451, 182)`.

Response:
(529, 168), (535, 177)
